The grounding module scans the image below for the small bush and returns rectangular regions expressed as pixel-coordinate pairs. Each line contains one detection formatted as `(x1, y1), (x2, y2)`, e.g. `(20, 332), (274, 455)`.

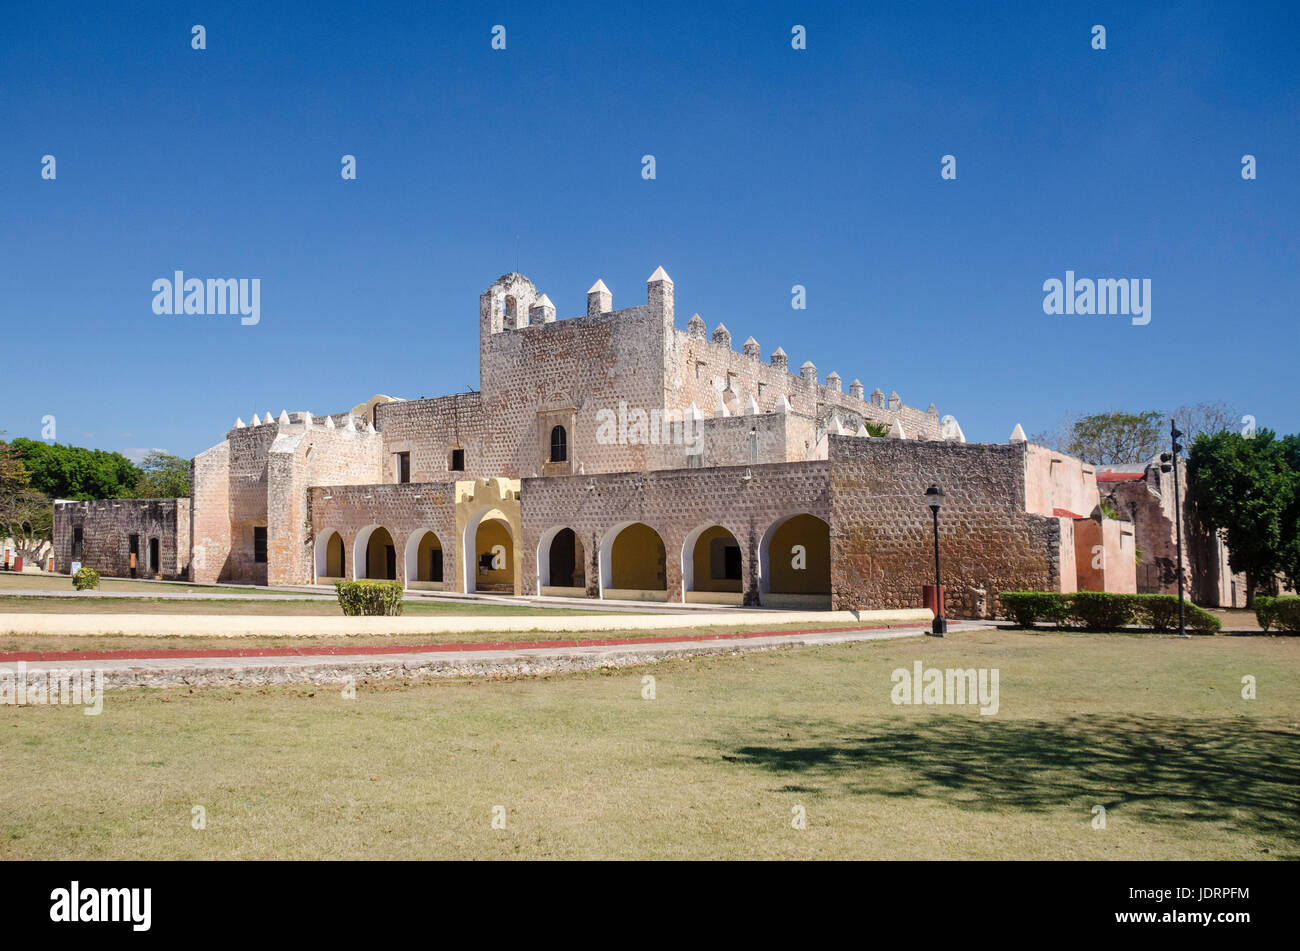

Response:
(1067, 592), (1139, 631)
(72, 566), (100, 591)
(1256, 595), (1300, 633)
(1134, 594), (1181, 632)
(1000, 592), (1067, 628)
(1186, 604), (1222, 634)
(334, 579), (405, 616)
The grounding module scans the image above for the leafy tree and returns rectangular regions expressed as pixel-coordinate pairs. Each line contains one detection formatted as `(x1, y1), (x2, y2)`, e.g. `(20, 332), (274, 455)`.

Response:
(0, 435), (51, 564)
(132, 451), (191, 499)
(1033, 403), (1240, 466)
(1187, 429), (1298, 606)
(7, 438), (140, 500)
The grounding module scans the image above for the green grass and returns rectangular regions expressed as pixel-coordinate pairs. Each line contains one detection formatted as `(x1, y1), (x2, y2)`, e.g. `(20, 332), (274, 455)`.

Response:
(0, 572), (290, 596)
(0, 595), (632, 618)
(2, 629), (1296, 859)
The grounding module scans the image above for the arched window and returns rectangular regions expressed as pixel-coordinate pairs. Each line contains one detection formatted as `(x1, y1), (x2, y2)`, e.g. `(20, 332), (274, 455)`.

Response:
(550, 425), (568, 463)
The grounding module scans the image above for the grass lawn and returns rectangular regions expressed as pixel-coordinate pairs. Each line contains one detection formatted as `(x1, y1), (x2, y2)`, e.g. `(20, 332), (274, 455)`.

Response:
(0, 595), (633, 619)
(2, 628), (1296, 860)
(0, 573), (280, 597)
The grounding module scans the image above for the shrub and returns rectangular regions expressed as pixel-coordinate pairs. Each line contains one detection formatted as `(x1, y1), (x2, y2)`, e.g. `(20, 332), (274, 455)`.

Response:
(72, 566), (101, 591)
(1134, 594), (1181, 632)
(334, 579), (405, 616)
(1256, 595), (1300, 633)
(1186, 604), (1222, 634)
(1000, 592), (1067, 628)
(1067, 592), (1139, 631)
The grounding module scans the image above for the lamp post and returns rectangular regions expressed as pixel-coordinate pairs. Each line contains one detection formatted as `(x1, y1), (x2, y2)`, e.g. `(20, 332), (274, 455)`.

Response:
(1159, 419), (1188, 637)
(925, 484), (947, 636)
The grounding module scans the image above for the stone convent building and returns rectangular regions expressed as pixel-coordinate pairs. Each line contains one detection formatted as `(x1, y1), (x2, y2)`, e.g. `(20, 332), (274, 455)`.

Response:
(55, 266), (1240, 613)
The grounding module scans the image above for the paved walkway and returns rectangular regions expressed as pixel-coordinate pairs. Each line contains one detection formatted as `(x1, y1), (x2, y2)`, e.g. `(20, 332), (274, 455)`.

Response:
(0, 620), (969, 690)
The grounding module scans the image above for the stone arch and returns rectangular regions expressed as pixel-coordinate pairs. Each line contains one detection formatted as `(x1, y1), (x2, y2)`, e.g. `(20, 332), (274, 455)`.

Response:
(599, 521), (668, 601)
(463, 508), (515, 594)
(537, 525), (586, 596)
(759, 513), (831, 608)
(681, 524), (743, 604)
(353, 524), (397, 580)
(403, 528), (446, 588)
(314, 529), (346, 583)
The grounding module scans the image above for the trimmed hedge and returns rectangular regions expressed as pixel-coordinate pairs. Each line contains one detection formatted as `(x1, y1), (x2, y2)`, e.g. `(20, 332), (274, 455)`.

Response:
(1000, 591), (1221, 634)
(1256, 595), (1300, 633)
(334, 579), (405, 616)
(72, 566), (101, 591)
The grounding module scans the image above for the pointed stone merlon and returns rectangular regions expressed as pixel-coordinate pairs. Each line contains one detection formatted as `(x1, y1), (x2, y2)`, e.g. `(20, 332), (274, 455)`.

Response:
(234, 417), (245, 429)
(278, 410), (290, 425)
(888, 419), (907, 439)
(744, 395), (760, 415)
(826, 371), (842, 393)
(1010, 423), (1027, 444)
(776, 394), (792, 414)
(849, 379), (864, 401)
(888, 391), (902, 410)
(686, 313), (707, 339)
(712, 323), (731, 349)
(927, 403), (939, 416)
(770, 347), (788, 372)
(742, 336), (760, 360)
(263, 413), (274, 425)
(854, 421), (869, 437)
(587, 279), (612, 317)
(529, 293), (556, 324)
(324, 415), (336, 429)
(647, 266), (673, 322)
(800, 361), (817, 385)
(871, 388), (885, 407)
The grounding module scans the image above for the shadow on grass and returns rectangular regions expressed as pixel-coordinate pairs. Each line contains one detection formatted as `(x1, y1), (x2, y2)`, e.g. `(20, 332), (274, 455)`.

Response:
(716, 714), (1300, 844)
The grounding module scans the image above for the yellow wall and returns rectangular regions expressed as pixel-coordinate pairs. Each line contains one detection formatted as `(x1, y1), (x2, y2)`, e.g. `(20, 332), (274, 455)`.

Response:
(769, 515), (830, 594)
(611, 523), (666, 591)
(692, 526), (742, 593)
(325, 533), (345, 577)
(415, 532), (442, 582)
(366, 527), (396, 580)
(475, 518), (514, 587)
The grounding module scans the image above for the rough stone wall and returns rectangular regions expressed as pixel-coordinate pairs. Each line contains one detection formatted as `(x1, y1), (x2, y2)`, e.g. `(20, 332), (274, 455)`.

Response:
(53, 498), (189, 580)
(1104, 474), (1179, 596)
(519, 462), (831, 605)
(190, 441), (230, 583)
(308, 482), (457, 586)
(827, 437), (1061, 613)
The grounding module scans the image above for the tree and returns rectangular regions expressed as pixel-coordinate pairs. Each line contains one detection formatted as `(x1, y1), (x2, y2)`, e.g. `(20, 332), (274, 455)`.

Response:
(132, 451), (191, 499)
(1279, 433), (1300, 592)
(1172, 400), (1240, 447)
(1032, 403), (1240, 466)
(7, 438), (140, 500)
(1186, 429), (1298, 606)
(0, 436), (52, 565)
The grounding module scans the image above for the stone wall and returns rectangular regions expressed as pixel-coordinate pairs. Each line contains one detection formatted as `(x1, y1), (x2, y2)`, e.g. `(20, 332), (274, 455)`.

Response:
(53, 498), (190, 580)
(519, 461), (831, 605)
(827, 437), (1062, 613)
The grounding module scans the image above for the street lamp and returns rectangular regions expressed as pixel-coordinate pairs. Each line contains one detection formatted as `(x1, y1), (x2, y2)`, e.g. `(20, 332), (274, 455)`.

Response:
(925, 484), (947, 636)
(1160, 419), (1189, 637)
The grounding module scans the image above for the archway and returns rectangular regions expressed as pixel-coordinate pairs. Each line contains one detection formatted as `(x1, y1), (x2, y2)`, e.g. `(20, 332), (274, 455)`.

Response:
(404, 529), (445, 588)
(353, 524), (397, 580)
(599, 521), (668, 601)
(314, 530), (346, 583)
(463, 508), (515, 594)
(538, 526), (586, 596)
(759, 513), (831, 608)
(682, 524), (743, 604)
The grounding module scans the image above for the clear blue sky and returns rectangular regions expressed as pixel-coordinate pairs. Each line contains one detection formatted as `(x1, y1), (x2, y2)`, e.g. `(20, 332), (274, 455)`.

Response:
(2, 0), (1297, 460)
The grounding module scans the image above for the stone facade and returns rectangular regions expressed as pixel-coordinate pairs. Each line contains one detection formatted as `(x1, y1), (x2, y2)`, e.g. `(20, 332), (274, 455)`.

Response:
(57, 265), (1232, 613)
(53, 498), (190, 580)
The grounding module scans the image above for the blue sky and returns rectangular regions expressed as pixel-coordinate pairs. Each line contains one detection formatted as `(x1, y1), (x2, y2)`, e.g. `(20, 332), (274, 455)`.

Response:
(2, 0), (1297, 459)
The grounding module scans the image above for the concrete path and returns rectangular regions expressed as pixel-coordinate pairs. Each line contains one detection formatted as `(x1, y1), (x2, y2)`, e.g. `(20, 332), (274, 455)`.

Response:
(0, 620), (970, 690)
(0, 608), (932, 637)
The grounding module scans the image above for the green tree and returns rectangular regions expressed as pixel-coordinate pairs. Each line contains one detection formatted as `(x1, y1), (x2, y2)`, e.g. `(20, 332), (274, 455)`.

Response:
(132, 451), (191, 499)
(1063, 410), (1164, 466)
(0, 435), (52, 565)
(7, 438), (140, 500)
(1187, 429), (1298, 605)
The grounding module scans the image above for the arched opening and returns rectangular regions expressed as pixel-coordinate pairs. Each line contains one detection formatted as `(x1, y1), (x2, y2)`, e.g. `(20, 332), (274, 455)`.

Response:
(538, 526), (586, 597)
(463, 509), (515, 594)
(682, 524), (743, 605)
(314, 530), (346, 583)
(599, 522), (668, 602)
(353, 524), (397, 580)
(404, 529), (444, 589)
(759, 513), (831, 609)
(549, 425), (568, 463)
